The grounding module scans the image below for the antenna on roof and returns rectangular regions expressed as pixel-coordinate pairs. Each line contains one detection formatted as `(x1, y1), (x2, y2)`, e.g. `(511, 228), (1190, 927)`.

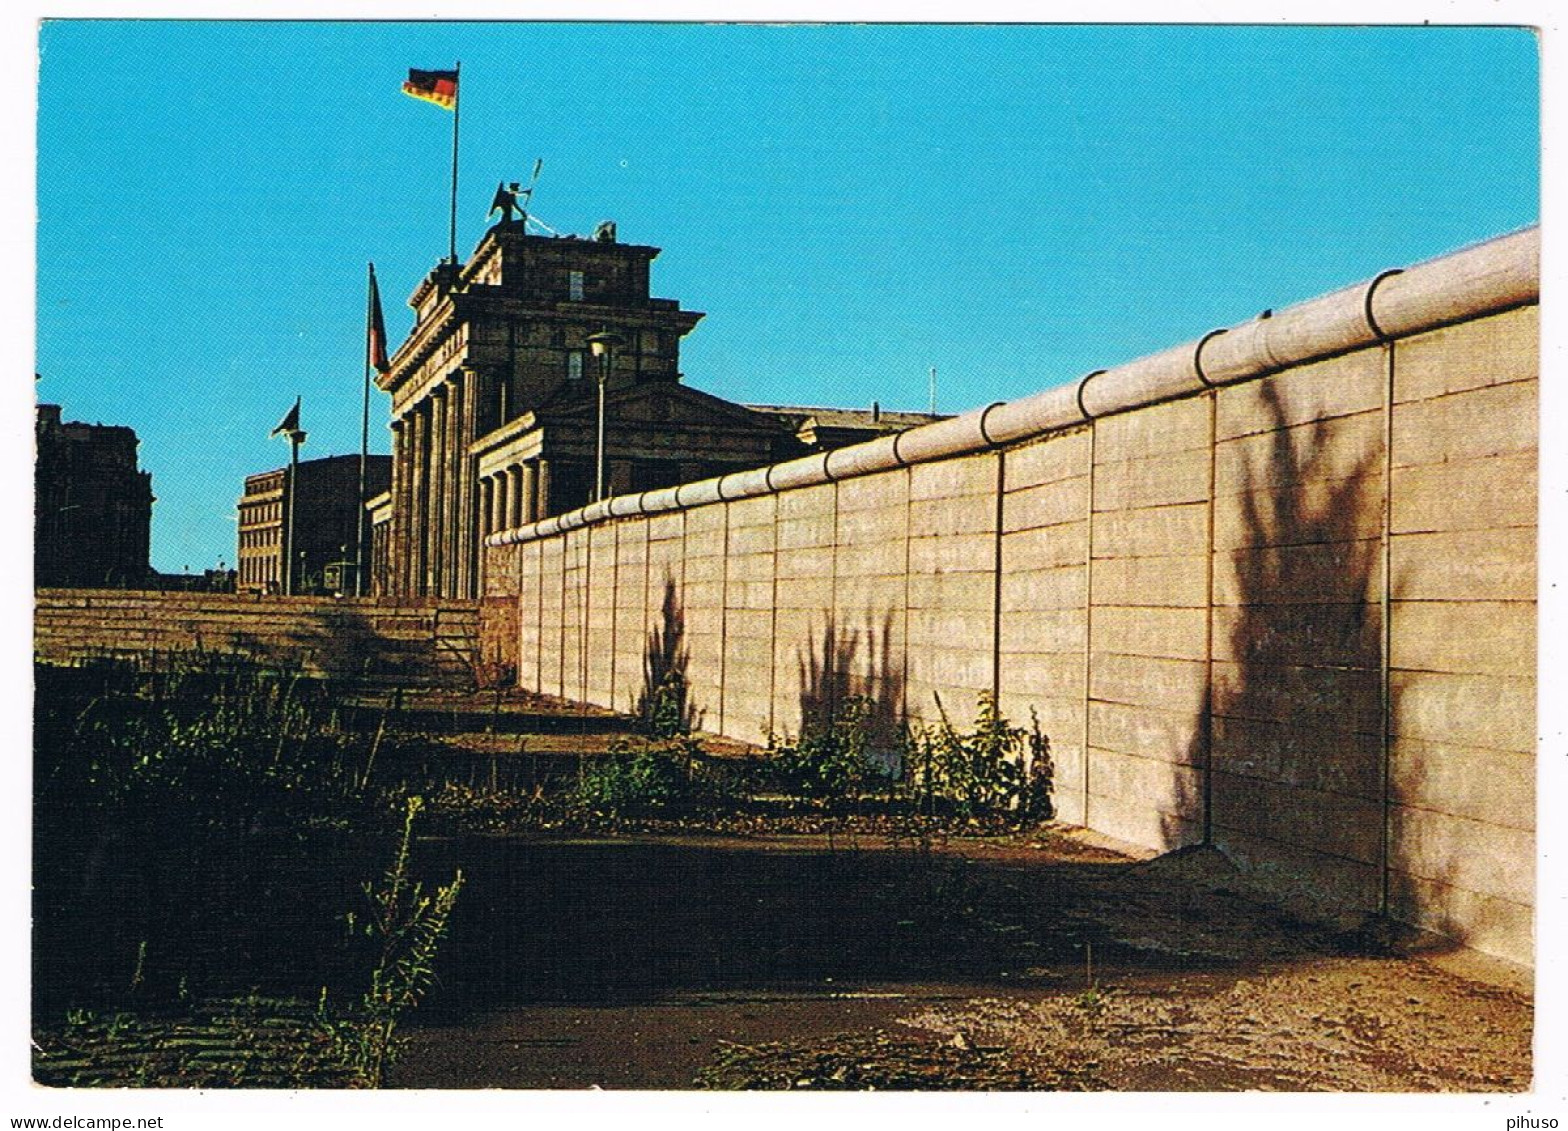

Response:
(929, 366), (938, 416)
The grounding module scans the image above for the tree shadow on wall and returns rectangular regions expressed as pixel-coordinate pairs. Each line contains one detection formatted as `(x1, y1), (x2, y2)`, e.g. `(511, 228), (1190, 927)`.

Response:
(797, 612), (908, 771)
(635, 576), (700, 736)
(1165, 377), (1388, 919)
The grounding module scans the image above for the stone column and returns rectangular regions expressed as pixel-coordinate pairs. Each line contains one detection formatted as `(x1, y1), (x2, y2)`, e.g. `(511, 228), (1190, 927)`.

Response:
(508, 465), (524, 529)
(428, 386), (447, 596)
(442, 376), (462, 599)
(389, 418), (408, 596)
(536, 458), (553, 521)
(520, 461), (539, 525)
(453, 368), (474, 598)
(409, 404), (428, 596)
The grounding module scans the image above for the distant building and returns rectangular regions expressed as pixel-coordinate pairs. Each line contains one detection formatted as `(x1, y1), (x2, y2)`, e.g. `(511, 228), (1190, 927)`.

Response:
(377, 216), (946, 597)
(237, 454), (391, 595)
(35, 403), (154, 589)
(745, 404), (952, 451)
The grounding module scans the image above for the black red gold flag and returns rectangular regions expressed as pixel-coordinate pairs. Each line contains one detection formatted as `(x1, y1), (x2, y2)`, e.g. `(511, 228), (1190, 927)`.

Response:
(402, 68), (458, 110)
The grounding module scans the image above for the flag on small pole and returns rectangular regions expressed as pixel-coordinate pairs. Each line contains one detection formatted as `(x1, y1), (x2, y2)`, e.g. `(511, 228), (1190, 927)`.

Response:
(271, 397), (305, 595)
(271, 396), (302, 437)
(402, 64), (462, 262)
(402, 68), (458, 110)
(357, 265), (389, 596)
(367, 264), (391, 375)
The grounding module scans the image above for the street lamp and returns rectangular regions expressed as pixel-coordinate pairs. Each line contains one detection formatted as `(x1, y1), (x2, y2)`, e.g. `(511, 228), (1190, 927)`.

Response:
(586, 330), (625, 503)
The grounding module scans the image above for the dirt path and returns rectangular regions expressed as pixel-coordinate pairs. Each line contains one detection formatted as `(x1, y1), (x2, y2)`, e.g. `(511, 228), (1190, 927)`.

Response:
(391, 827), (1531, 1091)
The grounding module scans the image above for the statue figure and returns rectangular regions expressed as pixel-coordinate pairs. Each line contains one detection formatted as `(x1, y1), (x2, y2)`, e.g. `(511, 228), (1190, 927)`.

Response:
(489, 181), (526, 224)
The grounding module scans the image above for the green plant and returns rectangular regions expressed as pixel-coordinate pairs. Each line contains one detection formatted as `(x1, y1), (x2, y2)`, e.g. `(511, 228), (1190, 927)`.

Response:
(905, 693), (1053, 821)
(572, 736), (702, 816)
(345, 795), (463, 1087)
(637, 671), (693, 741)
(771, 695), (885, 801)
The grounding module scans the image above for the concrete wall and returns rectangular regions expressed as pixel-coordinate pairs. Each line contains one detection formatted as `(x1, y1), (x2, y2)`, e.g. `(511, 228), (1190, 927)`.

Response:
(484, 229), (1539, 965)
(35, 589), (485, 688)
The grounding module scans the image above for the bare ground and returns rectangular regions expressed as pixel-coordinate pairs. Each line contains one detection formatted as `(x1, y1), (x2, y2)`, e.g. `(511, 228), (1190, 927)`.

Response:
(394, 827), (1532, 1092)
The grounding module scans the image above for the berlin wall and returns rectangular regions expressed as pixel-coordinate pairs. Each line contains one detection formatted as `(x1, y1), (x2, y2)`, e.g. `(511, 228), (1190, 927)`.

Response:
(483, 227), (1539, 966)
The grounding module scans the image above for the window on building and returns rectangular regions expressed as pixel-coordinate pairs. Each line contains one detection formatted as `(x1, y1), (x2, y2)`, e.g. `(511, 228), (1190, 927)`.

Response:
(568, 270), (584, 301)
(566, 350), (585, 381)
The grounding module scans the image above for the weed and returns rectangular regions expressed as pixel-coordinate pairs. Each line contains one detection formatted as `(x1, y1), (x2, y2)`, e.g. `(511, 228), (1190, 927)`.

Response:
(904, 693), (1053, 821)
(344, 795), (463, 1087)
(770, 695), (886, 801)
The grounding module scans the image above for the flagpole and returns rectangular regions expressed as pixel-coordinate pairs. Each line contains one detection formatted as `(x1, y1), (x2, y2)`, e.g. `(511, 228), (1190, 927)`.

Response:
(448, 60), (461, 263)
(356, 263), (373, 596)
(285, 417), (302, 597)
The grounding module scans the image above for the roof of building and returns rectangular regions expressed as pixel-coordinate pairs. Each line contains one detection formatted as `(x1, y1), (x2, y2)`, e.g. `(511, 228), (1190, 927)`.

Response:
(743, 403), (952, 433)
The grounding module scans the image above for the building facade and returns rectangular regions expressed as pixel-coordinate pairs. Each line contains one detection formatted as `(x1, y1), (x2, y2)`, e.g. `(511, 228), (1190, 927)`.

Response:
(237, 454), (391, 594)
(35, 403), (154, 589)
(377, 218), (947, 599)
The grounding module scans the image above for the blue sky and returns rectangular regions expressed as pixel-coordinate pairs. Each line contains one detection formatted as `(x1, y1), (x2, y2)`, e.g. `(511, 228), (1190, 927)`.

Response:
(35, 22), (1538, 573)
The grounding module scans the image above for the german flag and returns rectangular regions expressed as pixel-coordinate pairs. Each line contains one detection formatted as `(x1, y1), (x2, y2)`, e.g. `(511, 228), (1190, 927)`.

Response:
(402, 68), (458, 110)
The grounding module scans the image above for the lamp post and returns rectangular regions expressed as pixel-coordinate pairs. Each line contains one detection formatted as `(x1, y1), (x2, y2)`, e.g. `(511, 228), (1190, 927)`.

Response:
(586, 331), (625, 503)
(283, 426), (306, 595)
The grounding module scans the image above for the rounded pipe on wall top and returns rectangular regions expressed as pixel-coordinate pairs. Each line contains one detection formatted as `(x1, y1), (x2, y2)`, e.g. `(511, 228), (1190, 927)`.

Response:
(639, 486), (681, 515)
(891, 405), (1003, 466)
(718, 466), (772, 501)
(765, 452), (834, 493)
(607, 492), (644, 519)
(1370, 225), (1539, 341)
(978, 382), (1085, 448)
(1077, 342), (1204, 419)
(675, 477), (724, 509)
(486, 224), (1537, 548)
(823, 433), (905, 481)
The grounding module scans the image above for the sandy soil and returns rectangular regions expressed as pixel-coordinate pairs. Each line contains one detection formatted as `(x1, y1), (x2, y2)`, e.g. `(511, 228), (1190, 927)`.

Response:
(393, 827), (1532, 1091)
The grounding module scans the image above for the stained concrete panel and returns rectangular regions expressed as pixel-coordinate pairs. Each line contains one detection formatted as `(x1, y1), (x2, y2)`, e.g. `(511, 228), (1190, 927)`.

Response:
(1216, 349), (1383, 441)
(1089, 652), (1206, 715)
(1213, 540), (1381, 607)
(1214, 411), (1383, 499)
(1003, 477), (1087, 533)
(1090, 606), (1207, 661)
(1211, 659), (1381, 735)
(1215, 600), (1381, 673)
(1089, 554), (1208, 609)
(999, 563), (1085, 611)
(1209, 714), (1381, 798)
(1095, 396), (1211, 462)
(1389, 805), (1533, 907)
(1213, 477), (1383, 550)
(1390, 600), (1535, 678)
(1213, 826), (1381, 914)
(1390, 528), (1536, 601)
(1003, 523), (1088, 571)
(1088, 700), (1202, 765)
(1393, 306), (1537, 404)
(1390, 737), (1534, 832)
(1091, 502), (1207, 560)
(1391, 670), (1535, 755)
(1386, 870), (1531, 968)
(1212, 770), (1382, 865)
(1003, 429), (1089, 488)
(1391, 379), (1537, 468)
(1091, 451), (1211, 511)
(1390, 452), (1537, 534)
